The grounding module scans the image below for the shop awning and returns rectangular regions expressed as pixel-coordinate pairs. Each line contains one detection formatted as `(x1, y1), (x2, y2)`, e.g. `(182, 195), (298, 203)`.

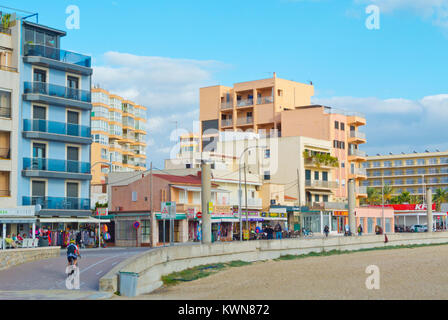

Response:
(39, 217), (111, 223)
(0, 218), (37, 224)
(172, 185), (231, 193)
(308, 190), (332, 195)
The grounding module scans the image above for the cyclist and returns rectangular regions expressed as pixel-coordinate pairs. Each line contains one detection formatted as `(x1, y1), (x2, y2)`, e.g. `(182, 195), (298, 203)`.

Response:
(67, 239), (81, 267)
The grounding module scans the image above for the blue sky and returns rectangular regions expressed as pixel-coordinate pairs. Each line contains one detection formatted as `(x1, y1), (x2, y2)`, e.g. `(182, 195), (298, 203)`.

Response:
(4, 0), (448, 167)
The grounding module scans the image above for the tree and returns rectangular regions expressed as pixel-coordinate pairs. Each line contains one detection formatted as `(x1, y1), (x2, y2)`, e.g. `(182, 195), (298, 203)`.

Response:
(382, 184), (393, 204)
(433, 188), (448, 211)
(409, 195), (423, 204)
(397, 191), (411, 204)
(367, 187), (381, 205)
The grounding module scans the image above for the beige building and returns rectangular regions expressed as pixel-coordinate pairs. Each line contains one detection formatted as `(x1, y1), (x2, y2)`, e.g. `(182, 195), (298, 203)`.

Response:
(199, 74), (367, 204)
(364, 151), (448, 197)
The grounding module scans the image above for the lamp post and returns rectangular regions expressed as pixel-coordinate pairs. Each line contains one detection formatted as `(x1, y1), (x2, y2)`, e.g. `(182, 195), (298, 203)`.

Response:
(238, 145), (267, 241)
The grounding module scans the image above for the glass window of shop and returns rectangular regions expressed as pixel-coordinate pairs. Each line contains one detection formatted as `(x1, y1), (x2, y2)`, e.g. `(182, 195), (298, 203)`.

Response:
(322, 212), (330, 229)
(376, 218), (382, 228)
(368, 218), (373, 233)
(116, 220), (136, 241)
(385, 219), (391, 233)
(303, 214), (321, 233)
(141, 220), (151, 243)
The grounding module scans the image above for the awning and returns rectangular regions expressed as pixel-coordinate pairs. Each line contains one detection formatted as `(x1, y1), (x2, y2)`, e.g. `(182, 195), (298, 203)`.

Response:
(172, 185), (231, 193)
(0, 218), (37, 224)
(39, 217), (111, 223)
(308, 190), (333, 195)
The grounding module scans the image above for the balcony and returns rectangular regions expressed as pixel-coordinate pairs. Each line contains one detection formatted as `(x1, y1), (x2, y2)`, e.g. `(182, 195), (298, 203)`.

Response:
(23, 158), (92, 180)
(0, 148), (10, 159)
(236, 99), (254, 108)
(23, 196), (90, 211)
(0, 189), (10, 197)
(348, 149), (366, 161)
(221, 119), (233, 127)
(23, 119), (92, 144)
(23, 82), (92, 110)
(356, 186), (367, 197)
(349, 130), (366, 144)
(350, 167), (367, 179)
(0, 65), (17, 72)
(23, 44), (92, 75)
(0, 26), (11, 35)
(221, 102), (233, 110)
(0, 106), (11, 119)
(305, 180), (338, 189)
(257, 96), (274, 105)
(236, 117), (253, 126)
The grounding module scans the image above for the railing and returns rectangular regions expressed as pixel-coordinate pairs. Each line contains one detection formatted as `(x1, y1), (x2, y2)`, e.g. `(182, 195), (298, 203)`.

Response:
(350, 131), (366, 140)
(351, 168), (367, 176)
(0, 190), (11, 197)
(109, 130), (123, 137)
(0, 148), (10, 159)
(23, 119), (91, 138)
(356, 186), (367, 194)
(305, 180), (338, 189)
(0, 26), (11, 35)
(349, 149), (366, 157)
(109, 143), (122, 150)
(23, 44), (91, 67)
(323, 107), (365, 119)
(221, 102), (233, 110)
(0, 65), (17, 72)
(24, 82), (91, 103)
(237, 99), (253, 107)
(236, 117), (253, 125)
(23, 158), (91, 174)
(221, 119), (233, 127)
(324, 202), (348, 210)
(0, 106), (11, 118)
(257, 96), (274, 105)
(23, 196), (91, 210)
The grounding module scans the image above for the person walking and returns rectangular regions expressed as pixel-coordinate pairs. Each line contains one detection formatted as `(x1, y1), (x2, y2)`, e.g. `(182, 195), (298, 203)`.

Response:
(323, 225), (329, 238)
(344, 224), (350, 236)
(275, 223), (283, 239)
(358, 224), (363, 236)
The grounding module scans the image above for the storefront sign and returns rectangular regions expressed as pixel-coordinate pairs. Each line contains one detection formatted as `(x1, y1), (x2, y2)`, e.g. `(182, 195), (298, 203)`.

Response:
(371, 204), (436, 211)
(270, 208), (287, 214)
(186, 207), (197, 219)
(214, 205), (232, 215)
(96, 208), (108, 216)
(208, 202), (213, 214)
(0, 207), (35, 217)
(333, 211), (348, 216)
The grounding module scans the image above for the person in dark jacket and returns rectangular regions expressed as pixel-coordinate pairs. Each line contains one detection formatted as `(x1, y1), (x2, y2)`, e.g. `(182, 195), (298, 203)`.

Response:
(323, 225), (329, 237)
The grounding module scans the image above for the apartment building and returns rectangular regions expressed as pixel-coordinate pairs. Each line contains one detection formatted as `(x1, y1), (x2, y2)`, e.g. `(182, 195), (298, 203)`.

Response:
(0, 10), (95, 240)
(364, 151), (448, 196)
(91, 87), (147, 205)
(199, 74), (368, 204)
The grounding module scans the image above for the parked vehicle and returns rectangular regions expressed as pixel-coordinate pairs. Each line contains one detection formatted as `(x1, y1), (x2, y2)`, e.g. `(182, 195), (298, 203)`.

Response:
(410, 224), (428, 233)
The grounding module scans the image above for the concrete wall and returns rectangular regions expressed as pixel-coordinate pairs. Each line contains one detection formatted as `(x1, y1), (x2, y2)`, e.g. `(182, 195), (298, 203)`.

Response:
(0, 247), (61, 271)
(99, 232), (448, 296)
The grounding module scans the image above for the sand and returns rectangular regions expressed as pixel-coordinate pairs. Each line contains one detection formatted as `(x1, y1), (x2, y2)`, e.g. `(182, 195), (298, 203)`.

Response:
(115, 245), (448, 300)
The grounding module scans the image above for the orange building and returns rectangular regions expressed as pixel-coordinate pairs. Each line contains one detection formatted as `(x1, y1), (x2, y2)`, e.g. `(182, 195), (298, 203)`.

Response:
(199, 73), (367, 203)
(91, 87), (147, 204)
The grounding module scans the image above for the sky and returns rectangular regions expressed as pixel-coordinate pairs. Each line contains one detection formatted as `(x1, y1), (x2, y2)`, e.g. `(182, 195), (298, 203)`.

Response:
(3, 0), (448, 167)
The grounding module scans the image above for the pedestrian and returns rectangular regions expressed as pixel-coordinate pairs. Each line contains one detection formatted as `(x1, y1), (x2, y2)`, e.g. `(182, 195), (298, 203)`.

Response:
(358, 224), (363, 236)
(266, 225), (274, 240)
(275, 223), (282, 239)
(323, 225), (329, 238)
(344, 224), (350, 236)
(375, 225), (381, 235)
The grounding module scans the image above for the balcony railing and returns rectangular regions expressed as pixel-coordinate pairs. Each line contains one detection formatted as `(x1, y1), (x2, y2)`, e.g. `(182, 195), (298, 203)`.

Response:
(350, 131), (366, 140)
(221, 119), (233, 127)
(23, 158), (91, 174)
(305, 180), (338, 189)
(0, 148), (10, 159)
(0, 65), (17, 72)
(23, 44), (91, 67)
(23, 119), (91, 138)
(324, 202), (348, 210)
(356, 186), (367, 194)
(351, 168), (367, 176)
(349, 149), (366, 157)
(0, 190), (11, 197)
(24, 82), (91, 103)
(237, 99), (253, 107)
(23, 196), (91, 210)
(0, 106), (11, 118)
(221, 102), (233, 110)
(0, 26), (11, 35)
(257, 96), (274, 105)
(236, 117), (253, 126)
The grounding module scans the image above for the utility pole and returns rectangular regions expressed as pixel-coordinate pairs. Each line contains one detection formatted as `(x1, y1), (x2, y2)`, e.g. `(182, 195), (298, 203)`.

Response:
(150, 162), (154, 247)
(244, 162), (248, 238)
(427, 188), (433, 233)
(381, 176), (384, 230)
(348, 179), (356, 235)
(201, 161), (212, 244)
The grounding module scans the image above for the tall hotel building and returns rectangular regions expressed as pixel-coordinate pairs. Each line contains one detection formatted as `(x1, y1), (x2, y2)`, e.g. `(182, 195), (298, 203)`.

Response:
(0, 11), (93, 237)
(199, 73), (368, 205)
(364, 151), (448, 196)
(91, 88), (147, 205)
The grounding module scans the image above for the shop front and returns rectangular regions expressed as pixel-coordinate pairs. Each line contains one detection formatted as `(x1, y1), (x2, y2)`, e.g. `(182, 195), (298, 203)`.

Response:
(155, 213), (188, 244)
(211, 205), (238, 242)
(0, 206), (37, 249)
(331, 210), (348, 234)
(262, 210), (288, 231)
(186, 207), (200, 242)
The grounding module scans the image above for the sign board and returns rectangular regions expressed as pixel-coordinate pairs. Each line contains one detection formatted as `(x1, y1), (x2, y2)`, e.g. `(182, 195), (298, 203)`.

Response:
(0, 206), (35, 217)
(133, 221), (140, 229)
(208, 202), (213, 214)
(96, 208), (108, 216)
(243, 230), (250, 240)
(333, 211), (348, 217)
(270, 207), (287, 214)
(214, 205), (232, 215)
(197, 212), (202, 219)
(162, 201), (176, 218)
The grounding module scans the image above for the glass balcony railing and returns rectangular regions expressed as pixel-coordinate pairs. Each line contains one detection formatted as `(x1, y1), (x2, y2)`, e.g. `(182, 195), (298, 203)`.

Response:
(221, 119), (233, 127)
(350, 131), (366, 140)
(23, 158), (91, 174)
(305, 180), (338, 189)
(257, 96), (274, 105)
(237, 99), (253, 107)
(0, 147), (10, 159)
(0, 106), (11, 118)
(221, 102), (233, 110)
(349, 149), (366, 157)
(23, 119), (91, 138)
(24, 82), (91, 103)
(236, 117), (253, 125)
(23, 196), (90, 210)
(356, 186), (367, 194)
(23, 44), (91, 67)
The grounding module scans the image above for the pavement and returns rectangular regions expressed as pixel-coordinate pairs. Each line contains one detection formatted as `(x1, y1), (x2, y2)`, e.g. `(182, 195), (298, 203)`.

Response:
(0, 247), (149, 300)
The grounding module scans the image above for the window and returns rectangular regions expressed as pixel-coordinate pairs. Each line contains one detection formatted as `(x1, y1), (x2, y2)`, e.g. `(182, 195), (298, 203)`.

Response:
(341, 162), (345, 168)
(264, 171), (271, 180)
(341, 179), (346, 186)
(33, 69), (47, 83)
(101, 148), (108, 160)
(383, 170), (392, 176)
(314, 171), (319, 180)
(265, 149), (270, 159)
(340, 123), (345, 131)
(395, 169), (403, 176)
(322, 172), (328, 181)
(92, 120), (109, 132)
(406, 169), (415, 175)
(305, 170), (311, 180)
(395, 179), (403, 185)
(314, 195), (319, 202)
(32, 180), (46, 197)
(278, 90), (283, 96)
(406, 179), (414, 185)
(429, 158), (438, 164)
(323, 195), (329, 202)
(33, 105), (46, 120)
(441, 158), (448, 164)
(334, 121), (339, 129)
(405, 159), (414, 166)
(341, 141), (345, 149)
(0, 90), (12, 118)
(417, 159), (426, 165)
(394, 160), (403, 167)
(333, 140), (338, 148)
(67, 110), (79, 125)
(418, 168), (426, 174)
(132, 191), (137, 202)
(93, 134), (108, 145)
(373, 161), (381, 168)
(383, 161), (392, 167)
(66, 182), (79, 198)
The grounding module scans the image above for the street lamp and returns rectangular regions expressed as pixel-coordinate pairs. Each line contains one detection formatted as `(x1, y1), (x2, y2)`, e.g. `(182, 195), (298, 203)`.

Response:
(238, 145), (267, 241)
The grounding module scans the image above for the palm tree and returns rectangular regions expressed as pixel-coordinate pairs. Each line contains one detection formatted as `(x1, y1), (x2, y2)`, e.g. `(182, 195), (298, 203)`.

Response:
(398, 191), (411, 204)
(433, 188), (448, 211)
(382, 184), (393, 204)
(409, 195), (423, 204)
(367, 187), (381, 205)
